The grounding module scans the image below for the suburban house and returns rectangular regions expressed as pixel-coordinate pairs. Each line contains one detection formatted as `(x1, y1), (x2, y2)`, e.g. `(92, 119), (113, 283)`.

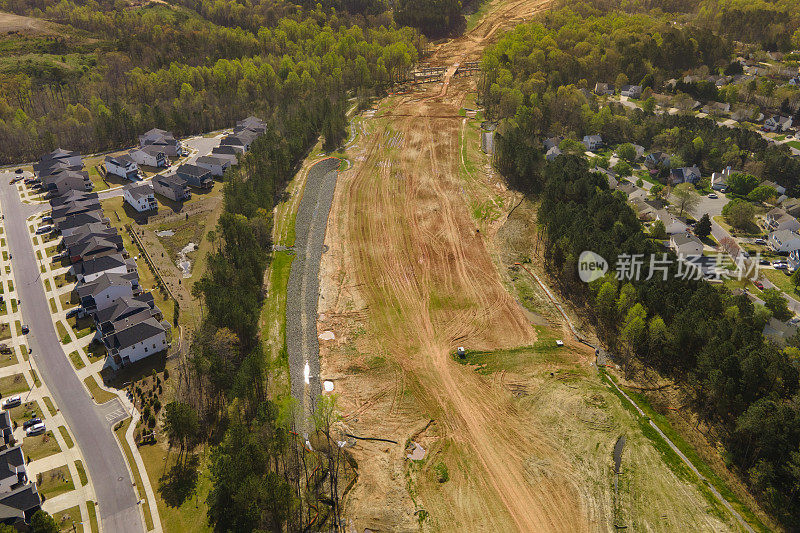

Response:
(0, 447), (27, 494)
(582, 135), (603, 151)
(176, 164), (213, 189)
(235, 116), (267, 134)
(61, 225), (121, 252)
(670, 233), (704, 256)
(42, 170), (93, 196)
(593, 82), (614, 95)
(195, 155), (232, 177)
(129, 145), (168, 168)
(669, 165), (702, 185)
(74, 253), (136, 283)
(104, 317), (168, 369)
(220, 129), (259, 152)
(152, 174), (191, 202)
(765, 208), (800, 232)
(620, 85), (642, 98)
(783, 199), (800, 218)
(768, 229), (800, 253)
(762, 180), (786, 196)
(104, 155), (139, 181)
(711, 166), (732, 191)
(543, 136), (563, 151)
(0, 483), (41, 527)
(654, 209), (689, 234)
(645, 151), (671, 170)
(545, 146), (562, 161)
(701, 102), (731, 115)
(33, 149), (83, 175)
(764, 115), (793, 132)
(67, 235), (124, 263)
(0, 412), (12, 448)
(49, 190), (97, 208)
(56, 211), (109, 237)
(630, 144), (645, 160)
(211, 144), (242, 159)
(763, 317), (798, 346)
(123, 183), (158, 213)
(76, 272), (139, 315)
(630, 197), (658, 220)
(51, 197), (101, 221)
(95, 296), (161, 337)
(139, 128), (181, 157)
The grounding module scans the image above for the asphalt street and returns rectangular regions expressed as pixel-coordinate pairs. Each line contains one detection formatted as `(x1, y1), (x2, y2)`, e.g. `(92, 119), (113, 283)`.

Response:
(0, 175), (142, 533)
(286, 158), (339, 431)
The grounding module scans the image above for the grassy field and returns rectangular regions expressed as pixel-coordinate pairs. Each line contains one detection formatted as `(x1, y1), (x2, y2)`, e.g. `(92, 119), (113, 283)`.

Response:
(51, 504), (83, 533)
(86, 501), (98, 533)
(114, 418), (154, 531)
(58, 425), (74, 449)
(0, 373), (29, 395)
(37, 464), (75, 499)
(75, 459), (87, 486)
(43, 396), (57, 416)
(69, 350), (85, 370)
(83, 375), (116, 404)
(8, 400), (41, 424)
(23, 431), (61, 461)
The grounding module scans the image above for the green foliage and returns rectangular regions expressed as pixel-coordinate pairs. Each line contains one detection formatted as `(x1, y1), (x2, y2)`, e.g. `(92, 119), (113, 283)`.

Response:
(613, 161), (632, 177)
(722, 198), (755, 229)
(762, 289), (793, 321)
(394, 0), (463, 37)
(650, 220), (668, 240)
(616, 143), (637, 163)
(747, 185), (778, 203)
(434, 461), (449, 483)
(727, 173), (760, 196)
(695, 213), (712, 238)
(673, 183), (700, 216)
(30, 510), (58, 533)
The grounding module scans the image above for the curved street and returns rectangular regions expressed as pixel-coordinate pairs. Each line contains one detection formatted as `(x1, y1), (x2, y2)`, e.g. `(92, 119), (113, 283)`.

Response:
(0, 179), (143, 533)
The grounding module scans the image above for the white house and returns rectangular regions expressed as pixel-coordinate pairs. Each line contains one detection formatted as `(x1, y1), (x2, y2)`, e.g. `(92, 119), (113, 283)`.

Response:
(139, 128), (181, 157)
(546, 146), (562, 161)
(104, 155), (139, 181)
(105, 317), (168, 369)
(711, 166), (732, 191)
(195, 155), (232, 177)
(76, 272), (138, 314)
(769, 230), (800, 253)
(670, 233), (703, 257)
(764, 115), (793, 132)
(123, 184), (157, 213)
(129, 146), (168, 168)
(582, 135), (603, 151)
(766, 208), (800, 232)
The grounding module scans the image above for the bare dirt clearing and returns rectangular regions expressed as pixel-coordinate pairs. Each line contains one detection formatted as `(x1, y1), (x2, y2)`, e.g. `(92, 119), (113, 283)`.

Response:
(316, 0), (745, 530)
(0, 11), (55, 34)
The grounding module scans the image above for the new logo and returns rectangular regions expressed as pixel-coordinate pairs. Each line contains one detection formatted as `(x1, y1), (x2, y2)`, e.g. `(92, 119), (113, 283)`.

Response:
(578, 251), (608, 283)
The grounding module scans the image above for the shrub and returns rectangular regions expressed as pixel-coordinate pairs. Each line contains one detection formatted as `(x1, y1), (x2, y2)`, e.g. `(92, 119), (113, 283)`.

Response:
(434, 462), (449, 483)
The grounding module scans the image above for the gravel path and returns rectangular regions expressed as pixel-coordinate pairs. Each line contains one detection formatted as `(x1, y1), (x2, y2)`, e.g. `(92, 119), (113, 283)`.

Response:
(286, 158), (339, 431)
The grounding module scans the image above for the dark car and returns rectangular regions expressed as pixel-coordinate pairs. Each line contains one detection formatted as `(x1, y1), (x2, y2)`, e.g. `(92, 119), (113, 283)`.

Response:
(22, 418), (42, 430)
(65, 308), (80, 319)
(14, 169), (22, 174)
(754, 280), (764, 290)
(20, 325), (29, 335)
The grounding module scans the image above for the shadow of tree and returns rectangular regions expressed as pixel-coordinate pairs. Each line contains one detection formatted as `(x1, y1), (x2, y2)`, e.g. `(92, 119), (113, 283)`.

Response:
(158, 454), (199, 507)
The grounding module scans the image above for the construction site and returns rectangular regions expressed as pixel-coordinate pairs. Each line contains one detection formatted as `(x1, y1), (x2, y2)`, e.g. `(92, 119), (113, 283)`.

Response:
(295, 0), (768, 531)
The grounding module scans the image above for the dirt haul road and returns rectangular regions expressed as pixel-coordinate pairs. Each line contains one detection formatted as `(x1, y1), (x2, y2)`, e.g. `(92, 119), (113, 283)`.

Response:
(318, 0), (596, 531)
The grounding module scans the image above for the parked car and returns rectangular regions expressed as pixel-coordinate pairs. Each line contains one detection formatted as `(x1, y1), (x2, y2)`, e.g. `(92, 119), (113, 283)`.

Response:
(20, 325), (28, 335)
(2, 396), (21, 409)
(754, 280), (764, 290)
(14, 169), (22, 174)
(65, 308), (80, 319)
(25, 423), (45, 436)
(760, 259), (770, 265)
(708, 193), (718, 199)
(775, 263), (788, 270)
(755, 238), (767, 245)
(41, 215), (52, 223)
(22, 418), (42, 430)
(34, 225), (51, 235)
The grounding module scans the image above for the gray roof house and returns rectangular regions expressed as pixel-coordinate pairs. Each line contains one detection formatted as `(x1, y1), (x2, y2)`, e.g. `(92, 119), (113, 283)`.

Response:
(96, 296), (162, 336)
(670, 233), (704, 257)
(0, 483), (40, 526)
(76, 272), (140, 314)
(195, 155), (232, 177)
(104, 317), (168, 369)
(49, 190), (97, 208)
(669, 165), (701, 185)
(176, 164), (213, 189)
(620, 85), (642, 98)
(235, 116), (267, 134)
(56, 211), (109, 237)
(582, 135), (603, 151)
(67, 235), (123, 263)
(74, 253), (136, 283)
(152, 174), (191, 202)
(139, 128), (181, 157)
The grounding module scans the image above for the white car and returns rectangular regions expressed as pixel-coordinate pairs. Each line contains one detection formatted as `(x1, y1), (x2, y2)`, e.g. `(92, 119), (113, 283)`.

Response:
(1, 396), (21, 409)
(25, 422), (45, 436)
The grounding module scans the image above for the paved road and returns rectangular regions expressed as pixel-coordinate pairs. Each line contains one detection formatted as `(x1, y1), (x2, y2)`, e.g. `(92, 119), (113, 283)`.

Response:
(285, 158), (339, 431)
(0, 176), (143, 533)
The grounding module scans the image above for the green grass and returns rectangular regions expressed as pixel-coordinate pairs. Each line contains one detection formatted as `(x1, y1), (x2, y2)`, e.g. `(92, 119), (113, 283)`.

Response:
(30, 369), (40, 388)
(0, 351), (17, 368)
(56, 320), (71, 344)
(58, 425), (74, 449)
(75, 460), (87, 486)
(453, 328), (562, 374)
(86, 501), (98, 533)
(19, 345), (28, 362)
(0, 373), (29, 395)
(83, 375), (116, 404)
(23, 431), (61, 461)
(49, 297), (57, 313)
(114, 418), (154, 531)
(43, 278), (51, 291)
(0, 323), (10, 342)
(602, 371), (770, 532)
(763, 268), (797, 296)
(786, 140), (800, 150)
(36, 464), (75, 500)
(8, 401), (41, 425)
(51, 504), (82, 533)
(43, 396), (57, 416)
(69, 351), (85, 370)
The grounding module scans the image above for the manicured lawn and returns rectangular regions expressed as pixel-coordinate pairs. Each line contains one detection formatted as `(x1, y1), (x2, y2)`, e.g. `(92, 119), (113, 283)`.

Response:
(0, 373), (29, 396)
(56, 321), (71, 344)
(0, 351), (18, 368)
(83, 375), (116, 404)
(69, 351), (85, 370)
(75, 460), (87, 486)
(114, 418), (154, 530)
(59, 291), (77, 310)
(86, 342), (106, 361)
(23, 431), (61, 461)
(43, 397), (57, 417)
(51, 504), (82, 533)
(86, 501), (98, 533)
(787, 140), (800, 150)
(30, 370), (40, 388)
(36, 464), (75, 499)
(58, 426), (74, 449)
(8, 401), (42, 425)
(763, 268), (797, 296)
(0, 323), (10, 342)
(68, 315), (94, 339)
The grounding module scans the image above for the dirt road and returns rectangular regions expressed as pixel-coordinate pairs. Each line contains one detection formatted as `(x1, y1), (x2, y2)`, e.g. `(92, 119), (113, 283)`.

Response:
(318, 1), (597, 530)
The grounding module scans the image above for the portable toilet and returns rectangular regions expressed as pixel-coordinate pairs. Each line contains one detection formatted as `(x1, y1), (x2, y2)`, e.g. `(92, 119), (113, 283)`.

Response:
(457, 346), (466, 358)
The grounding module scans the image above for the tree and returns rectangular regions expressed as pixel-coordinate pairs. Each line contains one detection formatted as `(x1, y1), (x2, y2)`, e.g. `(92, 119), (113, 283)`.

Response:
(722, 198), (755, 230)
(726, 172), (760, 196)
(643, 96), (656, 113)
(672, 182), (700, 216)
(616, 143), (637, 163)
(615, 73), (629, 92)
(30, 511), (59, 533)
(762, 289), (793, 321)
(650, 220), (667, 239)
(613, 161), (632, 177)
(621, 303), (647, 349)
(394, 0), (463, 37)
(163, 401), (199, 465)
(695, 214), (712, 238)
(791, 268), (800, 291)
(747, 185), (778, 203)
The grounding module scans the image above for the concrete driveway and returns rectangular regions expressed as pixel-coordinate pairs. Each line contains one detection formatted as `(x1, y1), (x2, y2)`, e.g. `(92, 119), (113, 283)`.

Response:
(0, 173), (143, 533)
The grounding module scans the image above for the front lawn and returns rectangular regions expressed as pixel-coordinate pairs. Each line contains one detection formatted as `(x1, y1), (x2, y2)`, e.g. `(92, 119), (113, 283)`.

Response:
(0, 373), (29, 396)
(36, 464), (75, 499)
(23, 431), (61, 462)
